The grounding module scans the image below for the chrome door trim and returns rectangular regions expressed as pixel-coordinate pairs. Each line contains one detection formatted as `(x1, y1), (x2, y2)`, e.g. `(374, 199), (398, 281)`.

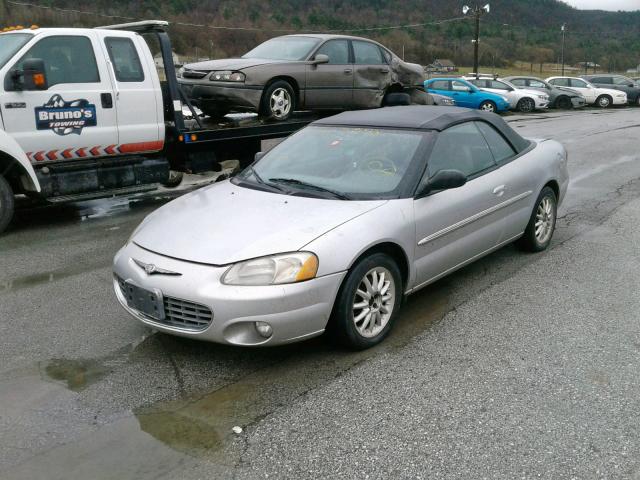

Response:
(417, 190), (533, 246)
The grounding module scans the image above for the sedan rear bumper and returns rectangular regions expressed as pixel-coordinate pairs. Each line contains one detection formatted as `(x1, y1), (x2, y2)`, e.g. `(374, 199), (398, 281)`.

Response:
(113, 242), (346, 346)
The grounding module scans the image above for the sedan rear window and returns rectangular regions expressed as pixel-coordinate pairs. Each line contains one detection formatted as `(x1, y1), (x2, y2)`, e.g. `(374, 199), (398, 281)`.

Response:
(239, 126), (425, 199)
(242, 36), (321, 61)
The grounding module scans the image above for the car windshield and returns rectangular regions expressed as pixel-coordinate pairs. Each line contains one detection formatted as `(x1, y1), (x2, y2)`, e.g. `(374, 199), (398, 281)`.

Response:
(0, 33), (33, 69)
(235, 126), (426, 200)
(242, 36), (321, 61)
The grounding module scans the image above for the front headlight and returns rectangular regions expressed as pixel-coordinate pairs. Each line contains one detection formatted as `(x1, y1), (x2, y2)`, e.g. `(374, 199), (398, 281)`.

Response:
(537, 94), (548, 100)
(222, 252), (319, 286)
(209, 71), (246, 82)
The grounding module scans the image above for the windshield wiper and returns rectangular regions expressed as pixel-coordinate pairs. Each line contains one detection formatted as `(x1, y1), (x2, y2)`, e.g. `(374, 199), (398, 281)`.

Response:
(245, 167), (285, 192)
(269, 178), (350, 200)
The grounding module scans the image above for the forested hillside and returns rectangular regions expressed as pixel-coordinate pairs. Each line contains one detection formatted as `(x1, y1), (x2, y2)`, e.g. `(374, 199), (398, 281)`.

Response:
(5, 0), (640, 70)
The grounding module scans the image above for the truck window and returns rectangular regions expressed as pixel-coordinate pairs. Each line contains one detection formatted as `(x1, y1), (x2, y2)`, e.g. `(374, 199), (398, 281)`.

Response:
(105, 37), (145, 82)
(0, 33), (33, 69)
(15, 36), (99, 87)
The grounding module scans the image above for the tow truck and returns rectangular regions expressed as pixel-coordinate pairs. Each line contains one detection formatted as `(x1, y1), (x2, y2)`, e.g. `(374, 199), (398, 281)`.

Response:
(0, 20), (315, 233)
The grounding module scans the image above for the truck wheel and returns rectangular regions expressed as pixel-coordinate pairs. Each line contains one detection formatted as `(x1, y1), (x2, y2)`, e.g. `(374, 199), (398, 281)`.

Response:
(0, 175), (15, 234)
(162, 171), (184, 188)
(260, 80), (295, 121)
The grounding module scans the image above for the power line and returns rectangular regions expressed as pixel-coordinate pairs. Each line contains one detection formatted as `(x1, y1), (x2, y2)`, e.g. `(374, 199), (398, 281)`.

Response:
(6, 0), (471, 33)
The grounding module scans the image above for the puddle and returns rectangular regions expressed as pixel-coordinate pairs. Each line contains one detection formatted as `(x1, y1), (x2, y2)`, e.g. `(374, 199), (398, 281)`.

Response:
(44, 358), (113, 392)
(131, 281), (451, 462)
(0, 261), (107, 293)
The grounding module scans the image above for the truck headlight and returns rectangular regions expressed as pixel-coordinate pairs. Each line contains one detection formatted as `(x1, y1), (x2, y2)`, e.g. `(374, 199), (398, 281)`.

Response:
(209, 71), (246, 82)
(222, 252), (319, 286)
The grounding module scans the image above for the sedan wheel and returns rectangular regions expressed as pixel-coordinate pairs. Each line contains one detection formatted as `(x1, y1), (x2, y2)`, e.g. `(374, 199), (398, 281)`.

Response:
(330, 253), (402, 349)
(517, 97), (535, 113)
(352, 267), (396, 338)
(260, 80), (295, 121)
(479, 101), (496, 113)
(516, 186), (557, 252)
(0, 175), (14, 234)
(596, 95), (612, 108)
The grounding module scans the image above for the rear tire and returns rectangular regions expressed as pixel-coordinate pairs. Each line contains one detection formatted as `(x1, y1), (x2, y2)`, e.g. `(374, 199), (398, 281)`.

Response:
(516, 186), (557, 252)
(259, 80), (295, 121)
(162, 171), (184, 188)
(595, 95), (612, 108)
(330, 253), (403, 350)
(555, 96), (572, 110)
(517, 97), (535, 113)
(479, 100), (497, 113)
(383, 92), (411, 106)
(0, 175), (15, 234)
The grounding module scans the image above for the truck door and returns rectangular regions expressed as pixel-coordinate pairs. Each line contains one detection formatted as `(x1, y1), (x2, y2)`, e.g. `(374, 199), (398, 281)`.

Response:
(101, 34), (162, 150)
(0, 33), (118, 163)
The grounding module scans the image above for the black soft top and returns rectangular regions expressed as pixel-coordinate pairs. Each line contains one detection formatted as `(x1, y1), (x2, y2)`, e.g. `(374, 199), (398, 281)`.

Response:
(313, 106), (531, 153)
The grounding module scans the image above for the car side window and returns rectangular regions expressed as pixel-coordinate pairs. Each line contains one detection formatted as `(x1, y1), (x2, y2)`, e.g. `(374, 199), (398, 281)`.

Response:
(105, 37), (145, 82)
(550, 78), (569, 87)
(613, 76), (631, 86)
(315, 40), (350, 64)
(352, 40), (385, 65)
(591, 77), (609, 83)
(529, 80), (546, 88)
(451, 80), (469, 91)
(475, 121), (516, 164)
(571, 79), (589, 88)
(430, 80), (449, 90)
(427, 122), (496, 179)
(490, 80), (510, 90)
(510, 78), (526, 86)
(15, 35), (99, 87)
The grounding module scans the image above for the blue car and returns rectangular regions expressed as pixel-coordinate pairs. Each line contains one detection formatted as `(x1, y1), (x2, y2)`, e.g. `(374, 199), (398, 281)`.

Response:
(424, 78), (510, 113)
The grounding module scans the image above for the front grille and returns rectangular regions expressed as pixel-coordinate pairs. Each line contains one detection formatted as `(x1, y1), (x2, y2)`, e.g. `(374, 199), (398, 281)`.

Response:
(116, 276), (213, 331)
(182, 70), (209, 79)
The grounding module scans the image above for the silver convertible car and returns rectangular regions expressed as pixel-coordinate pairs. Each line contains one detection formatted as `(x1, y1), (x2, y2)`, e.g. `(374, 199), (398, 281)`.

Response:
(113, 106), (568, 349)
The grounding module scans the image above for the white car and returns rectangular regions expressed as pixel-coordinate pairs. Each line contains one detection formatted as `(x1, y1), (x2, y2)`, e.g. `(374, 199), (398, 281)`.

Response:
(546, 77), (627, 108)
(464, 76), (549, 113)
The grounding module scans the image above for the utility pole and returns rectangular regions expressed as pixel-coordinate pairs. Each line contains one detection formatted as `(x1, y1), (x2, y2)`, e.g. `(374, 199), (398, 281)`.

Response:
(561, 23), (566, 76)
(463, 4), (490, 78)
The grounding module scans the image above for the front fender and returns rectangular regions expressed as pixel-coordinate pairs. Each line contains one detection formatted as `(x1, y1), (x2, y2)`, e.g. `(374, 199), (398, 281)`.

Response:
(0, 129), (41, 192)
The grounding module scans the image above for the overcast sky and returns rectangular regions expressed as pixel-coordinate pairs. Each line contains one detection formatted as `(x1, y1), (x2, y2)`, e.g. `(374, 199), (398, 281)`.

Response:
(563, 0), (640, 10)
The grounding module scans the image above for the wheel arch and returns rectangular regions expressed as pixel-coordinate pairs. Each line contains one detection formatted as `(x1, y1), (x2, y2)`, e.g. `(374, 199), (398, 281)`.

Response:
(0, 132), (41, 194)
(347, 241), (410, 291)
(263, 76), (300, 105)
(543, 179), (560, 200)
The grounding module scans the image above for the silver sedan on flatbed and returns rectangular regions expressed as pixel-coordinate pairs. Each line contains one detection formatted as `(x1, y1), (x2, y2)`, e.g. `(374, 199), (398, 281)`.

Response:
(113, 106), (568, 349)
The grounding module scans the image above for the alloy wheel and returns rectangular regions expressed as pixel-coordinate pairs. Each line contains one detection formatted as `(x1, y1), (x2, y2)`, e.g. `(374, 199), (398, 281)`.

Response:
(519, 98), (535, 113)
(352, 267), (396, 338)
(480, 102), (495, 112)
(269, 88), (292, 119)
(598, 96), (611, 108)
(535, 196), (555, 245)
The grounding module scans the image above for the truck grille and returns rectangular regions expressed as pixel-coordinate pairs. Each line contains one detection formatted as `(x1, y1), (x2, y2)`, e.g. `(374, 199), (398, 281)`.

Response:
(116, 276), (213, 331)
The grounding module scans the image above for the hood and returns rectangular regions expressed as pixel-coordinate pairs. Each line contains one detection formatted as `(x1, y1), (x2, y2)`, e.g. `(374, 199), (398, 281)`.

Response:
(133, 181), (386, 265)
(184, 57), (286, 72)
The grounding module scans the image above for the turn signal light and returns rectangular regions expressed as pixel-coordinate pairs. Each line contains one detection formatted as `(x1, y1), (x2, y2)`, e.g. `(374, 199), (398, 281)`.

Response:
(33, 73), (46, 87)
(190, 134), (197, 142)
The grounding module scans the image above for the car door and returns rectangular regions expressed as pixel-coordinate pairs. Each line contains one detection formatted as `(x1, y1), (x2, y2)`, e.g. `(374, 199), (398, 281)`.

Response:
(102, 34), (162, 149)
(450, 80), (475, 108)
(0, 32), (118, 163)
(413, 122), (505, 287)
(305, 39), (353, 108)
(568, 78), (596, 103)
(351, 40), (391, 108)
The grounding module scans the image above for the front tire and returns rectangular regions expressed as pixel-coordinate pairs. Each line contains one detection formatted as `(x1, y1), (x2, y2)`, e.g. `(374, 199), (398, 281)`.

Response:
(0, 175), (15, 234)
(162, 171), (184, 188)
(330, 253), (403, 350)
(517, 186), (557, 252)
(555, 96), (572, 110)
(260, 80), (295, 121)
(479, 100), (497, 113)
(517, 97), (535, 113)
(595, 95), (612, 108)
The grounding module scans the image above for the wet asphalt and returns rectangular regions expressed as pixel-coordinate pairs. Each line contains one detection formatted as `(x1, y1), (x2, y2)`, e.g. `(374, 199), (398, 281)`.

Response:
(2, 108), (640, 479)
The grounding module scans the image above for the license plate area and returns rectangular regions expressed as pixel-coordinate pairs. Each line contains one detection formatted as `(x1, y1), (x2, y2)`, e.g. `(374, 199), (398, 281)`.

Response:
(123, 280), (165, 321)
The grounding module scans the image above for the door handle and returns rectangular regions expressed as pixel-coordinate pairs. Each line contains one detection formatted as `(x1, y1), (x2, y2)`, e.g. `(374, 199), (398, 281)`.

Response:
(380, 68), (390, 73)
(101, 93), (113, 109)
(493, 185), (505, 196)
(344, 69), (353, 74)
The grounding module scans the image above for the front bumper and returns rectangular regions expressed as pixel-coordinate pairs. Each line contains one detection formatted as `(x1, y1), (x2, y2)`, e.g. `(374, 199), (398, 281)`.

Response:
(179, 81), (263, 113)
(112, 242), (346, 346)
(612, 96), (628, 105)
(571, 97), (586, 108)
(534, 98), (550, 109)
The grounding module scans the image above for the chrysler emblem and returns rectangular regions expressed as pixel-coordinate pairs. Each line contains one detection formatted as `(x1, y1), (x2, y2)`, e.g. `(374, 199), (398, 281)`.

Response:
(133, 258), (182, 276)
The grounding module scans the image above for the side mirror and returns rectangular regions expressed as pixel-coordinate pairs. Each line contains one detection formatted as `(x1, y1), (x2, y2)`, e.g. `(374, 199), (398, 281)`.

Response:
(22, 58), (48, 90)
(254, 151), (265, 162)
(421, 169), (467, 195)
(312, 54), (329, 65)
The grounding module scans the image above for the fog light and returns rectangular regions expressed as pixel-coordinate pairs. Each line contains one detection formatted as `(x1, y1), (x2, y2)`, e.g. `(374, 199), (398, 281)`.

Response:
(255, 321), (273, 338)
